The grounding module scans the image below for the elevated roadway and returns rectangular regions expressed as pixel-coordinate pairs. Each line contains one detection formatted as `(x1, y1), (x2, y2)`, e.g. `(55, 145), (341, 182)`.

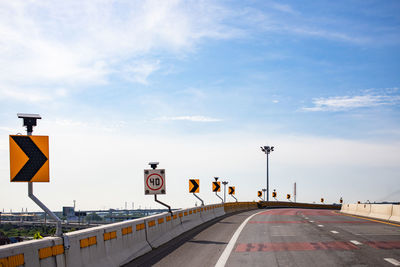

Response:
(126, 208), (400, 266)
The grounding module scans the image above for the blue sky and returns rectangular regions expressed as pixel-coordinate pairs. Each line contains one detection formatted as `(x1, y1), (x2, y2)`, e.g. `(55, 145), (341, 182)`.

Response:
(0, 0), (399, 212)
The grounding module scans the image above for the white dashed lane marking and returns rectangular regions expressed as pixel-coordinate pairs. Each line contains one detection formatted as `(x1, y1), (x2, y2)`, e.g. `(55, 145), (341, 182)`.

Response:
(330, 231), (339, 234)
(350, 240), (362, 245)
(317, 225), (324, 227)
(384, 258), (400, 266)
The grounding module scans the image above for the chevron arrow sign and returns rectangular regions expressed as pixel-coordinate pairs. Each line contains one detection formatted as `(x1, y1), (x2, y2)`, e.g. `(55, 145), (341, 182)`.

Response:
(212, 181), (221, 192)
(9, 135), (49, 182)
(189, 179), (200, 193)
(229, 186), (235, 195)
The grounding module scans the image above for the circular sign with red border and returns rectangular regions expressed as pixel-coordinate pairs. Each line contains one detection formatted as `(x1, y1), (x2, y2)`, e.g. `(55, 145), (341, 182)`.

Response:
(146, 173), (164, 191)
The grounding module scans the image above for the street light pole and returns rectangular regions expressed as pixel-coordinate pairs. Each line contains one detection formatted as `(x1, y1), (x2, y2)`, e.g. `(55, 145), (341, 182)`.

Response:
(261, 146), (274, 202)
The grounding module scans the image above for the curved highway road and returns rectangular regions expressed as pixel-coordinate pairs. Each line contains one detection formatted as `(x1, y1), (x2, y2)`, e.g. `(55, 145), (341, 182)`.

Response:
(125, 208), (400, 266)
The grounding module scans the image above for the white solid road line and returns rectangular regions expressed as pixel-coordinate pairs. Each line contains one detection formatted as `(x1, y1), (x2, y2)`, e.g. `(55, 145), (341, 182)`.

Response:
(330, 231), (339, 234)
(350, 240), (362, 245)
(384, 258), (400, 266)
(215, 210), (264, 267)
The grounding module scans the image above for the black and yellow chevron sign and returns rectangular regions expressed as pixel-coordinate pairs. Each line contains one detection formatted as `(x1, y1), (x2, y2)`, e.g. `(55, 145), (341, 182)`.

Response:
(212, 181), (221, 192)
(189, 179), (200, 193)
(9, 135), (49, 182)
(287, 194), (291, 199)
(228, 186), (235, 195)
(321, 198), (324, 203)
(272, 191), (277, 198)
(257, 191), (262, 197)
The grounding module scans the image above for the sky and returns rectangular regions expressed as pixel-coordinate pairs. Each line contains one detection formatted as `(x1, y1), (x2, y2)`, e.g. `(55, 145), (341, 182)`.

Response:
(0, 0), (399, 212)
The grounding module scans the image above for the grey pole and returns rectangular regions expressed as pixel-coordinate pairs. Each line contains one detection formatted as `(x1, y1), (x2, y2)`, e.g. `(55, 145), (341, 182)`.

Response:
(261, 146), (274, 202)
(266, 152), (269, 202)
(222, 181), (228, 202)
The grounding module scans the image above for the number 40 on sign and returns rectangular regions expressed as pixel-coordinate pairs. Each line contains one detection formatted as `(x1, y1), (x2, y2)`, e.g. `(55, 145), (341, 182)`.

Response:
(144, 169), (166, 195)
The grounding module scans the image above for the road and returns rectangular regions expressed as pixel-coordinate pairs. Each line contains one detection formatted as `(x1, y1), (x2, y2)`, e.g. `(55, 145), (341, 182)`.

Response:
(125, 208), (400, 266)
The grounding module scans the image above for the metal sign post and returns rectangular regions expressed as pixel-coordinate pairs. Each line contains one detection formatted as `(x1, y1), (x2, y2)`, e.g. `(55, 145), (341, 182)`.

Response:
(189, 179), (204, 206)
(272, 189), (277, 201)
(258, 191), (263, 201)
(13, 114), (64, 238)
(229, 186), (237, 202)
(213, 178), (223, 203)
(144, 162), (172, 215)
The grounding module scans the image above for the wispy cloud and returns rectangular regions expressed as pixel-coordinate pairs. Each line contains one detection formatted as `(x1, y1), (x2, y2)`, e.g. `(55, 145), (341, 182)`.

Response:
(156, 115), (221, 122)
(239, 2), (398, 46)
(122, 60), (160, 85)
(270, 3), (298, 15)
(303, 88), (400, 111)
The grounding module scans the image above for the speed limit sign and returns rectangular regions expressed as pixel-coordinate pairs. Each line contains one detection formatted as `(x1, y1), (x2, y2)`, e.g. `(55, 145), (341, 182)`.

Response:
(144, 169), (166, 195)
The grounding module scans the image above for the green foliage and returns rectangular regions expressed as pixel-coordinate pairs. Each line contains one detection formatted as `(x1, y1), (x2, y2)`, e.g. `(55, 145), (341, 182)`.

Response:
(0, 224), (56, 238)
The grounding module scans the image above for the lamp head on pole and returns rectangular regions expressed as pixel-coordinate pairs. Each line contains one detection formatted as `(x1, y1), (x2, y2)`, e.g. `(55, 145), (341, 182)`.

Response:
(261, 145), (275, 154)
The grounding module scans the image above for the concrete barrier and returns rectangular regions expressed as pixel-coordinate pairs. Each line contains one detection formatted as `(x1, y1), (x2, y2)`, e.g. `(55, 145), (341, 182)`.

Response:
(340, 204), (349, 213)
(0, 236), (64, 267)
(340, 203), (400, 224)
(369, 204), (393, 221)
(64, 218), (151, 267)
(345, 204), (357, 214)
(199, 205), (216, 223)
(144, 212), (175, 249)
(389, 205), (400, 223)
(105, 220), (152, 266)
(180, 207), (203, 232)
(213, 204), (225, 218)
(355, 204), (371, 217)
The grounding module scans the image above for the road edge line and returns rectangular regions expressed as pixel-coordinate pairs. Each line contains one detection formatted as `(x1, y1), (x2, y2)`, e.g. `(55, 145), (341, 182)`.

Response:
(215, 210), (264, 267)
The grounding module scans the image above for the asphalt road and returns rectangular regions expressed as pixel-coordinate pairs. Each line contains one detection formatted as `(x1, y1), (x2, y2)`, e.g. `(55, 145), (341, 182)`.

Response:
(125, 208), (400, 267)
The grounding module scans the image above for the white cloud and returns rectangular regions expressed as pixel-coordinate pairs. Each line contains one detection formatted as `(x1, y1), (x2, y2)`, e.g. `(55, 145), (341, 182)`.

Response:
(303, 88), (400, 111)
(0, 0), (238, 101)
(0, 87), (53, 103)
(156, 115), (221, 122)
